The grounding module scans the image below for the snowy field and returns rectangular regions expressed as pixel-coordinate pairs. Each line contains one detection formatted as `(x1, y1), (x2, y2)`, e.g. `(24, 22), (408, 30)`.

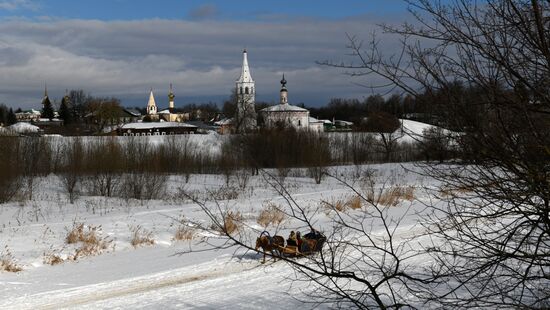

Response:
(0, 163), (440, 309)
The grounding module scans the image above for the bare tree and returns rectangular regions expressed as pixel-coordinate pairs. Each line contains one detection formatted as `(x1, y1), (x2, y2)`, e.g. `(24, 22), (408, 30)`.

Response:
(60, 138), (84, 203)
(0, 137), (22, 202)
(85, 137), (122, 197)
(20, 138), (50, 201)
(364, 112), (402, 162)
(320, 0), (550, 307)
(181, 170), (423, 309)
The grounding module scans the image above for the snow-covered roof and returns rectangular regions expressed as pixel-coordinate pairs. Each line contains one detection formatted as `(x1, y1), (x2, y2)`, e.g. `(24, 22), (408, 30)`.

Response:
(158, 109), (171, 114)
(16, 109), (41, 115)
(124, 108), (142, 117)
(335, 120), (353, 126)
(261, 103), (308, 112)
(214, 118), (233, 126)
(309, 117), (323, 123)
(121, 122), (196, 130)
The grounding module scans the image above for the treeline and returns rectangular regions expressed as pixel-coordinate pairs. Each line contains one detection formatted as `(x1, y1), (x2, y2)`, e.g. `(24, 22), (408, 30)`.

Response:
(0, 104), (17, 126)
(0, 136), (221, 203)
(307, 82), (499, 129)
(0, 128), (454, 202)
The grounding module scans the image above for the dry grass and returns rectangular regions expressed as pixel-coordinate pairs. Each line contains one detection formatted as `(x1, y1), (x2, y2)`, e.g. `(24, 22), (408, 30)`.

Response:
(0, 247), (22, 272)
(377, 186), (415, 206)
(221, 211), (242, 234)
(173, 225), (195, 241)
(346, 196), (363, 210)
(439, 184), (474, 197)
(323, 196), (363, 212)
(212, 186), (240, 200)
(130, 225), (155, 248)
(257, 203), (286, 227)
(66, 222), (111, 260)
(43, 252), (64, 266)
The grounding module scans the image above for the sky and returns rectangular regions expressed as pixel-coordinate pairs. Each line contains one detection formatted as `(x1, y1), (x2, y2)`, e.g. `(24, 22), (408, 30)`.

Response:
(0, 0), (419, 109)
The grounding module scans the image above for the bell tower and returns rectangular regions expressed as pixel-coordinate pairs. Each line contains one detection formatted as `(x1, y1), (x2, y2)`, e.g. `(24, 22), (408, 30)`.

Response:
(168, 83), (175, 111)
(146, 88), (157, 115)
(235, 49), (256, 131)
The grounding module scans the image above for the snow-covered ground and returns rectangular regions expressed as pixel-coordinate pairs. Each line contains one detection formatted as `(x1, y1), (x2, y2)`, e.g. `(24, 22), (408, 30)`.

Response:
(0, 163), (437, 309)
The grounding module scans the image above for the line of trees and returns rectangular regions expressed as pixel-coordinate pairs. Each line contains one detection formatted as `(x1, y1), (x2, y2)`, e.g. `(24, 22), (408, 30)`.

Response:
(0, 104), (17, 126)
(0, 124), (447, 204)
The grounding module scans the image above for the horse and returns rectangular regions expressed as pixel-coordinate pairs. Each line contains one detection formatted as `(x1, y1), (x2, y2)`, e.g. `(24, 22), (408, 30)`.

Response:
(300, 235), (326, 254)
(255, 234), (285, 263)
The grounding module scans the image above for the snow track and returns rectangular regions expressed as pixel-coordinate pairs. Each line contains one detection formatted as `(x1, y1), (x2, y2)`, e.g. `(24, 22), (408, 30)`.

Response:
(1, 258), (267, 310)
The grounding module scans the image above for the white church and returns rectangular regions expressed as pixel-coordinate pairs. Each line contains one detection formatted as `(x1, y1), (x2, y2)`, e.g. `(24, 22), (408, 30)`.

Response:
(219, 50), (324, 133)
(144, 84), (189, 123)
(260, 74), (323, 132)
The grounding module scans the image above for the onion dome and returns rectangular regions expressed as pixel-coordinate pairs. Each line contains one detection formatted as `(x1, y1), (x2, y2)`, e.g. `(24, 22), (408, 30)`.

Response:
(280, 74), (287, 91)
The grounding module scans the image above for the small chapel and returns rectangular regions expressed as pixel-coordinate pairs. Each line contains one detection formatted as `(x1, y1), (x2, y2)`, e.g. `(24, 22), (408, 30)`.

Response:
(144, 84), (189, 122)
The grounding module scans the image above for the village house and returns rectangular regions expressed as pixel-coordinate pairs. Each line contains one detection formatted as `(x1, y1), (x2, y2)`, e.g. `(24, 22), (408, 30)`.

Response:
(15, 109), (41, 122)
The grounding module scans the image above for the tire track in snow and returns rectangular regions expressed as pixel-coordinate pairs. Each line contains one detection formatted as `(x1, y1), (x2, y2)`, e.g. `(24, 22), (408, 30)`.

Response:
(2, 260), (262, 310)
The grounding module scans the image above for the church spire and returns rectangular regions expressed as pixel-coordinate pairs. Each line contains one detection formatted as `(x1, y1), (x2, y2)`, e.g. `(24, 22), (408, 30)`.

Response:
(168, 83), (175, 110)
(237, 49), (254, 83)
(147, 88), (157, 115)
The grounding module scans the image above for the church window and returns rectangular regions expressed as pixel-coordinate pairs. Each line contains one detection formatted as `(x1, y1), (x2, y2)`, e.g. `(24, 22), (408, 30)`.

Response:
(298, 120), (301, 126)
(245, 87), (249, 94)
(240, 87), (243, 94)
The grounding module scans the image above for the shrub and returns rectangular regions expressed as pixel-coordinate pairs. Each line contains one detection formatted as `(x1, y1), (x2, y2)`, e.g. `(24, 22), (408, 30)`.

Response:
(346, 196), (363, 210)
(214, 211), (242, 235)
(43, 251), (64, 266)
(130, 225), (155, 248)
(0, 247), (22, 272)
(377, 186), (415, 206)
(173, 225), (195, 241)
(323, 196), (363, 212)
(257, 203), (286, 227)
(66, 222), (111, 260)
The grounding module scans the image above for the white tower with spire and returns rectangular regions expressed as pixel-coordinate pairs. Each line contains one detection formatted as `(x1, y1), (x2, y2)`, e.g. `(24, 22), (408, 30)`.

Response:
(235, 49), (257, 132)
(168, 83), (175, 110)
(147, 88), (157, 115)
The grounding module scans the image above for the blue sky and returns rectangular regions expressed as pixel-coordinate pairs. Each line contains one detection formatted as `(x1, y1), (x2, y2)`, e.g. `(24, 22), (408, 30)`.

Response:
(0, 1), (409, 21)
(0, 1), (422, 109)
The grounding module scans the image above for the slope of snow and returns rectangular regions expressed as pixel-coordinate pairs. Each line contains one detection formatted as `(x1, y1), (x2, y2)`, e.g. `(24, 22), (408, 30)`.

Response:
(0, 164), (433, 309)
(397, 119), (438, 143)
(6, 122), (40, 133)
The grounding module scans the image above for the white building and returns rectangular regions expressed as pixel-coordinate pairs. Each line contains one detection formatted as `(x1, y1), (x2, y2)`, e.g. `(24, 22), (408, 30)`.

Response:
(260, 76), (323, 132)
(157, 84), (189, 122)
(144, 86), (188, 122)
(15, 109), (41, 122)
(235, 49), (257, 132)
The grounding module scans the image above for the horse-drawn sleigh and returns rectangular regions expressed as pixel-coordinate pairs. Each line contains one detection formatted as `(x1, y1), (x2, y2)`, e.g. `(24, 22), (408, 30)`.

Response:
(255, 230), (326, 263)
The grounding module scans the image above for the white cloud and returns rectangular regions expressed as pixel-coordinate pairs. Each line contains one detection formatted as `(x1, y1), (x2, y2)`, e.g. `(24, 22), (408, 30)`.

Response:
(0, 0), (37, 11)
(0, 17), (404, 108)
